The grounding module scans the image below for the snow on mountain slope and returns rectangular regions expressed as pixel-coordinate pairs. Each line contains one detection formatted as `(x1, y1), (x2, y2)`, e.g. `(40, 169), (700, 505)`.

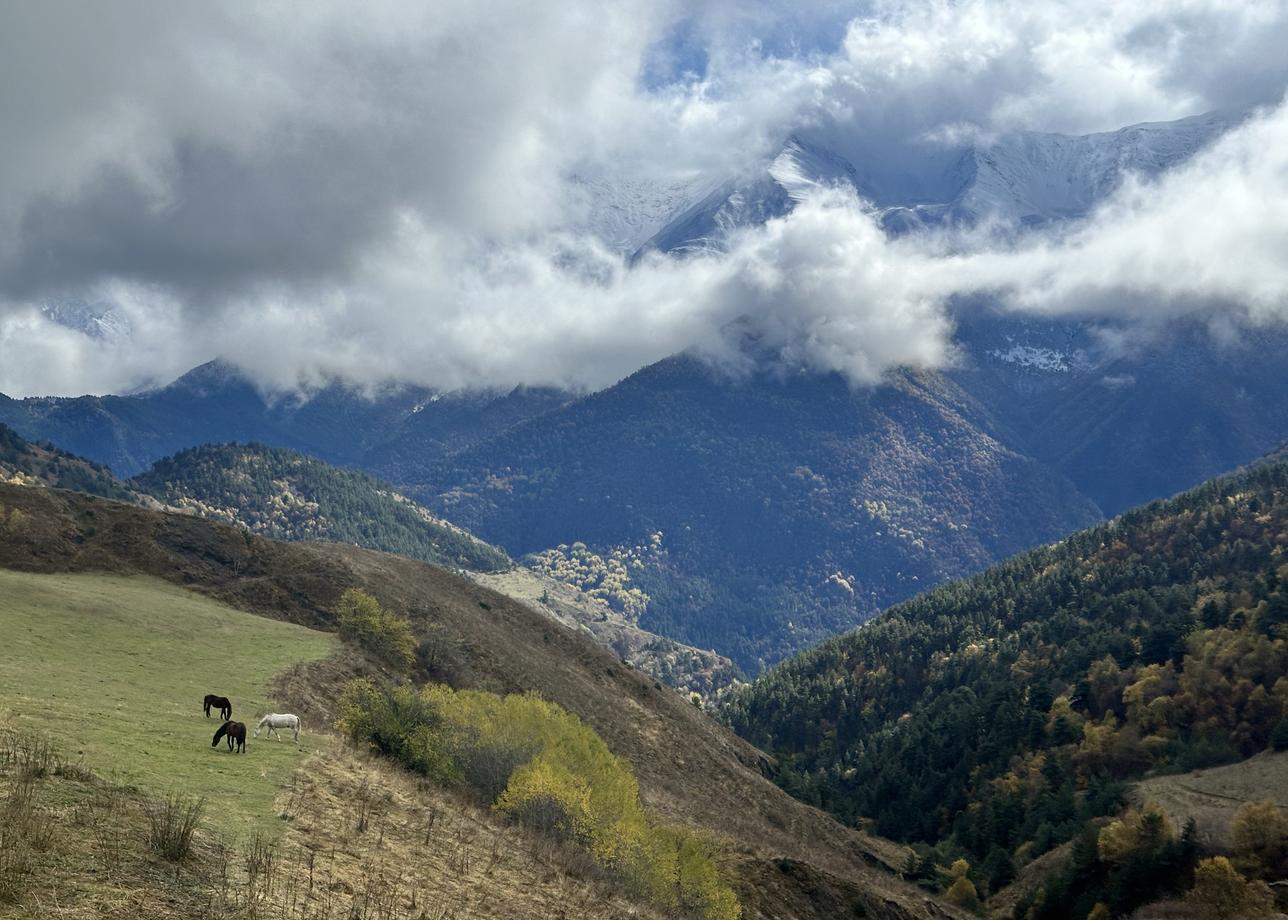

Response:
(40, 300), (132, 342)
(954, 110), (1241, 226)
(637, 110), (1242, 253)
(570, 173), (707, 253)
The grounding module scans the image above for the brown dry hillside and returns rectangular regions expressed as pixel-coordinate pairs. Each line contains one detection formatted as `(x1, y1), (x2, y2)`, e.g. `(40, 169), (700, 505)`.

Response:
(1136, 752), (1288, 850)
(0, 483), (961, 920)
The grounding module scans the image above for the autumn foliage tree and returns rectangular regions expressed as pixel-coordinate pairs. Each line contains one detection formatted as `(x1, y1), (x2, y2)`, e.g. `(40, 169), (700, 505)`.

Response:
(1185, 856), (1274, 919)
(336, 588), (417, 672)
(1231, 799), (1288, 881)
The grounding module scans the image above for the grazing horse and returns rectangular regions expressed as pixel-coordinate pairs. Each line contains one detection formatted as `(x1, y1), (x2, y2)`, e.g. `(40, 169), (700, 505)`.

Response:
(212, 720), (246, 753)
(254, 713), (301, 743)
(203, 694), (232, 720)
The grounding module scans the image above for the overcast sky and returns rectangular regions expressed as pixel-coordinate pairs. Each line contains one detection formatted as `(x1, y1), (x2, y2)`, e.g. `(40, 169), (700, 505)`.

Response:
(2, 0), (1287, 396)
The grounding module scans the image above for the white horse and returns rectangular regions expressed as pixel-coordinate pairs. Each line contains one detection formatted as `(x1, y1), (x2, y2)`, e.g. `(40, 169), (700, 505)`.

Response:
(254, 713), (301, 743)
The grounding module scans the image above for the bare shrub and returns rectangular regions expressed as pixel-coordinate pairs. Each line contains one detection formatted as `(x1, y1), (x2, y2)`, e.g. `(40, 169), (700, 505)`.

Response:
(513, 793), (576, 840)
(0, 728), (62, 779)
(0, 771), (53, 903)
(146, 792), (205, 861)
(453, 741), (534, 804)
(244, 831), (278, 900)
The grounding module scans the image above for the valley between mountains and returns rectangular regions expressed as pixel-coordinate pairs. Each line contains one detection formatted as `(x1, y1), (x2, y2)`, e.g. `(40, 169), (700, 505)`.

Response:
(3, 95), (1288, 920)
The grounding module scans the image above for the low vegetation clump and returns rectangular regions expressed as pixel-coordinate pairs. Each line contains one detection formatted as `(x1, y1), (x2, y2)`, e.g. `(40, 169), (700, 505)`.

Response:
(336, 588), (417, 672)
(1013, 804), (1198, 919)
(337, 678), (740, 920)
(145, 792), (205, 861)
(524, 533), (662, 620)
(1184, 855), (1275, 919)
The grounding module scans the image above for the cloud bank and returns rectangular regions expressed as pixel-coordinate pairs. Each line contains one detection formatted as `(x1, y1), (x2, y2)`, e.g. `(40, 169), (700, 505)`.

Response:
(1, 0), (1287, 396)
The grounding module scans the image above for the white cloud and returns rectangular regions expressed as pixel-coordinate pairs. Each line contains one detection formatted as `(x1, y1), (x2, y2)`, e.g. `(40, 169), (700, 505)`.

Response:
(0, 0), (1286, 396)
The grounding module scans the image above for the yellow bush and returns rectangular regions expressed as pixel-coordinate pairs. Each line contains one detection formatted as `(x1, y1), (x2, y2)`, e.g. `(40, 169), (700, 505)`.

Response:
(336, 588), (416, 672)
(338, 679), (740, 920)
(1231, 799), (1288, 879)
(1185, 856), (1274, 919)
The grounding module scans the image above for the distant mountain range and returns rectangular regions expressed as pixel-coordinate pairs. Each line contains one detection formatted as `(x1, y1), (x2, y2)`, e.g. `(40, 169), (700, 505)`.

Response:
(634, 109), (1241, 255)
(7, 109), (1288, 672)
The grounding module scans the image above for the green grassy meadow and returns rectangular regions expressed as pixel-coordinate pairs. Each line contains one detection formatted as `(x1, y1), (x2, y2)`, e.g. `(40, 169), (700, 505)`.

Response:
(0, 570), (337, 836)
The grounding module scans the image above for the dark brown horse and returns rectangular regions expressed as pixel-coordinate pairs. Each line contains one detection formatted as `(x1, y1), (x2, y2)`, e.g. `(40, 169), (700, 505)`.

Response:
(203, 694), (232, 720)
(212, 720), (246, 753)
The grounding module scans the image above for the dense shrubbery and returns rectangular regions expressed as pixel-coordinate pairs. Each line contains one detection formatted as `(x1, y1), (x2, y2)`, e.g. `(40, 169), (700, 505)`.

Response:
(336, 589), (417, 672)
(726, 457), (1288, 910)
(1014, 805), (1197, 919)
(136, 442), (509, 572)
(338, 678), (740, 920)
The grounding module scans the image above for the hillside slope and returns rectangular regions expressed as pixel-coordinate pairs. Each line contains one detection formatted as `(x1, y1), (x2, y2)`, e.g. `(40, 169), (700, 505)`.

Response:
(0, 421), (146, 505)
(411, 355), (1101, 670)
(0, 482), (962, 920)
(134, 442), (510, 573)
(725, 449), (1288, 911)
(0, 426), (739, 700)
(0, 569), (336, 836)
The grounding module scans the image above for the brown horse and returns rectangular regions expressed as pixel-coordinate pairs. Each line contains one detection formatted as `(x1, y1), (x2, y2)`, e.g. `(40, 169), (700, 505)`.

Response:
(203, 694), (232, 720)
(212, 720), (246, 753)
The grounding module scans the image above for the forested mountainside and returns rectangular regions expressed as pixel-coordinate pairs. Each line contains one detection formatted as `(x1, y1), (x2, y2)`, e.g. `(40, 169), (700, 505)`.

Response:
(725, 449), (1288, 915)
(0, 422), (144, 505)
(953, 315), (1288, 517)
(411, 355), (1101, 671)
(134, 442), (509, 573)
(0, 482), (963, 920)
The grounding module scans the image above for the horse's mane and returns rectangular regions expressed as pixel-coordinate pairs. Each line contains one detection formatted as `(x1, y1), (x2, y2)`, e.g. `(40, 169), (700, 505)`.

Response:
(213, 720), (243, 744)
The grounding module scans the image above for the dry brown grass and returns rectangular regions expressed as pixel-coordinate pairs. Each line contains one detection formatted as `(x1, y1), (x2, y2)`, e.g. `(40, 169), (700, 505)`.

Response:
(0, 722), (666, 920)
(1136, 751), (1288, 850)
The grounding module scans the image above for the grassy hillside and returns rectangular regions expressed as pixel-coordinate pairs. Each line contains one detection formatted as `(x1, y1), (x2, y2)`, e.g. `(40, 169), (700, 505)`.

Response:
(134, 442), (510, 573)
(0, 570), (335, 836)
(725, 452), (1288, 915)
(0, 481), (962, 920)
(0, 714), (676, 919)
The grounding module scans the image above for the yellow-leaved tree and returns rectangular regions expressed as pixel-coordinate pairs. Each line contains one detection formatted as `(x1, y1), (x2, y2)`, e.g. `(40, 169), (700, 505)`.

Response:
(1185, 856), (1274, 919)
(336, 588), (417, 672)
